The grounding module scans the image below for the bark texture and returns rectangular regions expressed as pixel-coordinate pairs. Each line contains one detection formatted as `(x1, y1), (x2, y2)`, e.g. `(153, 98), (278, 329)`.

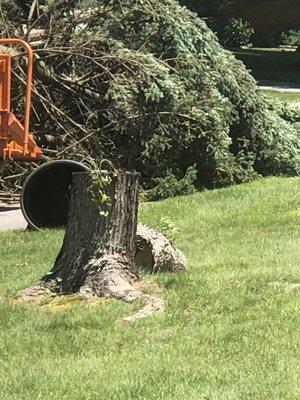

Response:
(17, 171), (167, 321)
(136, 223), (186, 273)
(43, 171), (140, 296)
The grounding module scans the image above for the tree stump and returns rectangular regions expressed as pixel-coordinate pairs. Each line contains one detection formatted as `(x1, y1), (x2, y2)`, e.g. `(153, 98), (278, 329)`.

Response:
(43, 171), (141, 298)
(18, 171), (165, 321)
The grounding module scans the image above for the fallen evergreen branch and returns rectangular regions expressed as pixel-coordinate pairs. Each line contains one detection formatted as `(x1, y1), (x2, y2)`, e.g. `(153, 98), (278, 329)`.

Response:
(0, 0), (299, 199)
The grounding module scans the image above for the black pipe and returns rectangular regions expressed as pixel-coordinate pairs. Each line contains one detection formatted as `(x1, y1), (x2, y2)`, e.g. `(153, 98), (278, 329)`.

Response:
(21, 160), (89, 230)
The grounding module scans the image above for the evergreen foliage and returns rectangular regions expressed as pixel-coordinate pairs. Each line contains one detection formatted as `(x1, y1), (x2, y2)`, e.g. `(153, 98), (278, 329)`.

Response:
(0, 0), (299, 196)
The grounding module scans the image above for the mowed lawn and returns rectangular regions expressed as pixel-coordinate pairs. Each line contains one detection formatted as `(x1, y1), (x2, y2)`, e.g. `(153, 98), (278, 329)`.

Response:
(0, 177), (299, 400)
(261, 90), (300, 105)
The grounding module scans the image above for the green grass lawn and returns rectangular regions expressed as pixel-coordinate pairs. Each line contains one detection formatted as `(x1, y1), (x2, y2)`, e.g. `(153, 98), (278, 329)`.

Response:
(233, 48), (300, 84)
(261, 89), (300, 104)
(0, 177), (299, 400)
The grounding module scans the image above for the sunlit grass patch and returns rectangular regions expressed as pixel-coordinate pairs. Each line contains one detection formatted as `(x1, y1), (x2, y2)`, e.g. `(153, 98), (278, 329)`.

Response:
(0, 177), (299, 400)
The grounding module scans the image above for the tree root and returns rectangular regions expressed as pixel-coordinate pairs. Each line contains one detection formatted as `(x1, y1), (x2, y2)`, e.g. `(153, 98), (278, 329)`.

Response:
(16, 284), (55, 304)
(136, 223), (186, 273)
(16, 256), (164, 322)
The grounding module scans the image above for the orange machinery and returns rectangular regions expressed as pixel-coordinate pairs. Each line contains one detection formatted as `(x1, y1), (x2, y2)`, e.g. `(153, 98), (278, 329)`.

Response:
(0, 38), (42, 161)
(0, 39), (88, 230)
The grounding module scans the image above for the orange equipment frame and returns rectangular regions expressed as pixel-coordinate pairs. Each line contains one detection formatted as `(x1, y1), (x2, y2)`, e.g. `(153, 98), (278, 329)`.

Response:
(0, 38), (42, 161)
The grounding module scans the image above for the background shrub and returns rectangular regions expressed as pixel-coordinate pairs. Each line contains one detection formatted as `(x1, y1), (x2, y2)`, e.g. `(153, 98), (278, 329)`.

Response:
(220, 18), (254, 47)
(280, 30), (300, 47)
(148, 166), (197, 201)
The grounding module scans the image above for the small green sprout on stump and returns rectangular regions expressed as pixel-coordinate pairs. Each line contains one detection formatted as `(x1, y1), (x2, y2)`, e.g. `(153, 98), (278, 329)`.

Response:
(89, 159), (114, 217)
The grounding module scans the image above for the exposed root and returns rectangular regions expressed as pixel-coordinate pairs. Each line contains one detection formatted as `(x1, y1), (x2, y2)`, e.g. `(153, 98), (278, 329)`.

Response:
(15, 284), (56, 304)
(122, 294), (164, 323)
(80, 257), (165, 322)
(136, 223), (186, 273)
(16, 257), (165, 322)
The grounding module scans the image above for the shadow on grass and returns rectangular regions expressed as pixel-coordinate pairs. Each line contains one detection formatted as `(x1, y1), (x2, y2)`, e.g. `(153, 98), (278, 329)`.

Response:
(232, 48), (300, 84)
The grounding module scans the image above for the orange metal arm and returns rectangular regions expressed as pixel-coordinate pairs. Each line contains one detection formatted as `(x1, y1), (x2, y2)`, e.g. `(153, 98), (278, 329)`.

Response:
(0, 38), (33, 156)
